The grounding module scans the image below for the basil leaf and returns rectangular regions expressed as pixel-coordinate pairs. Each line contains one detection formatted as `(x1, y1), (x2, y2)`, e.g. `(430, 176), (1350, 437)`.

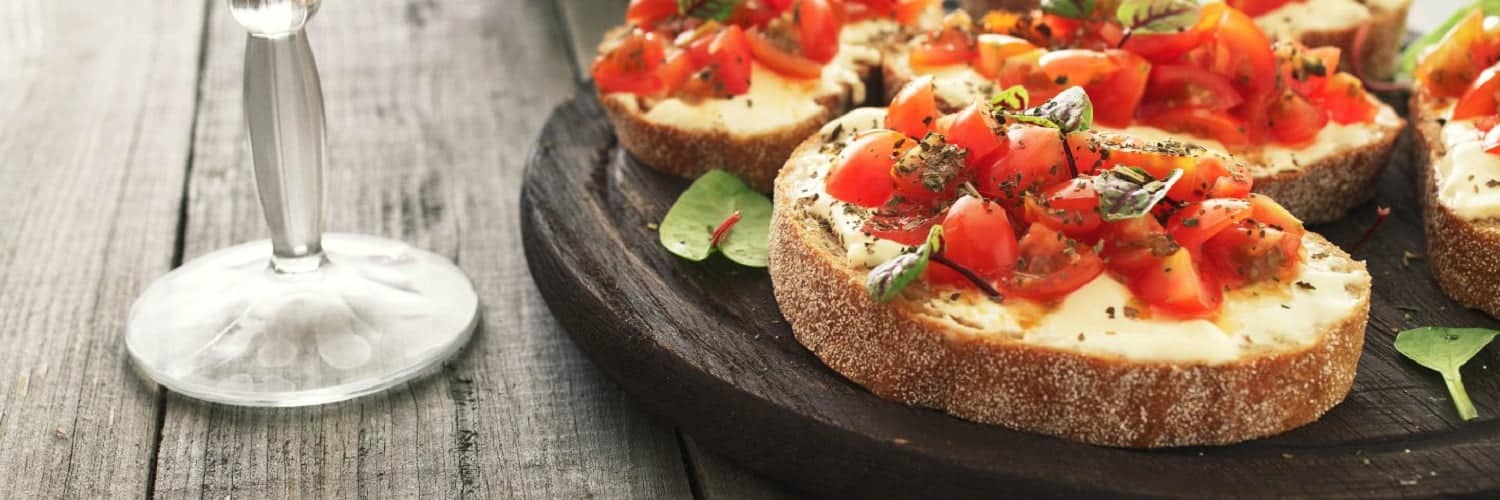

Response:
(676, 0), (741, 22)
(1395, 327), (1500, 421)
(989, 85), (1031, 111)
(1011, 86), (1093, 133)
(1398, 2), (1500, 78)
(866, 226), (943, 302)
(1094, 166), (1182, 221)
(1042, 0), (1095, 19)
(659, 169), (772, 267)
(1115, 0), (1200, 35)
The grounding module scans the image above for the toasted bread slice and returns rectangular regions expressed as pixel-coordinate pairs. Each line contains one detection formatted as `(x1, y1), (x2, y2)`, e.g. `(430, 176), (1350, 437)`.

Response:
(881, 48), (1405, 224)
(596, 21), (902, 192)
(1410, 93), (1500, 319)
(955, 0), (1411, 80)
(769, 108), (1372, 447)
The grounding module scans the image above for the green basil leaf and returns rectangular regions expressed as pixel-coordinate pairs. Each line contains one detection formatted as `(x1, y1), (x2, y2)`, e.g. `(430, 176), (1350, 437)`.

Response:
(1398, 2), (1500, 79)
(677, 0), (742, 22)
(989, 85), (1031, 111)
(1094, 166), (1182, 221)
(659, 169), (772, 267)
(1395, 326), (1500, 421)
(1011, 86), (1093, 133)
(866, 225), (943, 302)
(1042, 0), (1095, 19)
(1116, 0), (1200, 35)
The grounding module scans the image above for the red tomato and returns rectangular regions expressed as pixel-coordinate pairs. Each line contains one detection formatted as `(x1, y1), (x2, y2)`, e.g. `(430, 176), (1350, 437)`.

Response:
(1129, 247), (1222, 319)
(893, 0), (937, 24)
(1139, 108), (1250, 150)
(945, 100), (1005, 166)
(1202, 220), (1300, 288)
(826, 130), (912, 206)
(625, 0), (677, 27)
(910, 13), (977, 67)
(1065, 132), (1105, 174)
(926, 195), (1019, 287)
(1198, 156), (1254, 199)
(796, 0), (843, 64)
(1122, 30), (1204, 65)
(727, 1), (784, 27)
(1166, 198), (1253, 250)
(1246, 193), (1303, 232)
(974, 34), (1039, 79)
(1100, 216), (1178, 277)
(1415, 9), (1498, 99)
(886, 76), (942, 139)
(1276, 42), (1341, 97)
(1038, 49), (1120, 88)
(1228, 0), (1292, 17)
(1141, 64), (1243, 115)
(1007, 224), (1105, 301)
(862, 201), (941, 245)
(1086, 50), (1151, 128)
(592, 31), (667, 95)
(746, 29), (824, 78)
(997, 49), (1061, 102)
(1311, 73), (1378, 124)
(1206, 6), (1277, 99)
(1454, 62), (1500, 121)
(1024, 178), (1103, 240)
(1267, 90), (1329, 146)
(708, 26), (753, 95)
(889, 135), (967, 201)
(977, 127), (1068, 203)
(656, 50), (697, 93)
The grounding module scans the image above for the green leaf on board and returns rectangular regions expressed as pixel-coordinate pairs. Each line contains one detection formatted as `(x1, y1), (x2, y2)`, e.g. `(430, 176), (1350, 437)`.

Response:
(659, 169), (772, 267)
(1395, 326), (1500, 421)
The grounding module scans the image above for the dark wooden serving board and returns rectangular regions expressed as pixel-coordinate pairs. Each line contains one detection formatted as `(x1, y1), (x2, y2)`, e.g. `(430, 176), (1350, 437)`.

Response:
(521, 87), (1500, 498)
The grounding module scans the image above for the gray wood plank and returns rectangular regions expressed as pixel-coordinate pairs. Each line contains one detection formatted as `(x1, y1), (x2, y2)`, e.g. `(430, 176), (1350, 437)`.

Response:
(557, 0), (627, 79)
(0, 0), (205, 498)
(150, 0), (692, 498)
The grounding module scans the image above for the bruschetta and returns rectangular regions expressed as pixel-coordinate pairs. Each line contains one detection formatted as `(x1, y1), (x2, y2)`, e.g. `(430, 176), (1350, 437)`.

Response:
(881, 4), (1405, 223)
(591, 0), (938, 191)
(956, 0), (1411, 80)
(768, 82), (1372, 447)
(1409, 7), (1500, 319)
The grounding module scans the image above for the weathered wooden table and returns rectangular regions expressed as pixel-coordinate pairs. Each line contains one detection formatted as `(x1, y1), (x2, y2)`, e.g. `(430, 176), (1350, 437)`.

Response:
(0, 1), (1472, 498)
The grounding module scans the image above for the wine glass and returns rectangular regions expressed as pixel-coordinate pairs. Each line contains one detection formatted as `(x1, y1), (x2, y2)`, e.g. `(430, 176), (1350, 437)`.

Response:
(125, 0), (479, 406)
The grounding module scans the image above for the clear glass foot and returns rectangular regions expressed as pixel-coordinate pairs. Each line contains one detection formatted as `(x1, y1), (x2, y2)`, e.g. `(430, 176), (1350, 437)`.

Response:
(126, 233), (478, 406)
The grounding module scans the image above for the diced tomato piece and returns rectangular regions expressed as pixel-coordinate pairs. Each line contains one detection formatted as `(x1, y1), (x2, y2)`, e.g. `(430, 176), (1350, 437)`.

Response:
(1267, 90), (1329, 146)
(976, 127), (1068, 204)
(826, 130), (912, 206)
(862, 200), (942, 246)
(1122, 30), (1204, 65)
(1140, 108), (1250, 150)
(1228, 0), (1293, 17)
(1038, 49), (1120, 88)
(1246, 193), (1303, 232)
(890, 135), (966, 202)
(1140, 64), (1243, 116)
(1198, 156), (1254, 199)
(727, 1), (784, 27)
(1454, 62), (1500, 121)
(945, 100), (1005, 166)
(1202, 220), (1300, 288)
(1128, 247), (1222, 319)
(1006, 224), (1105, 301)
(657, 50), (697, 94)
(910, 12), (977, 67)
(1275, 42), (1341, 97)
(975, 34), (1039, 79)
(796, 0), (843, 64)
(894, 0), (937, 25)
(592, 31), (667, 95)
(1166, 198), (1253, 250)
(1206, 6), (1277, 99)
(625, 0), (677, 27)
(1065, 132), (1106, 174)
(1311, 73), (1378, 124)
(1415, 9), (1499, 99)
(1086, 50), (1151, 128)
(926, 195), (1018, 286)
(1100, 216), (1179, 278)
(747, 28), (824, 79)
(1024, 178), (1103, 240)
(997, 49), (1061, 103)
(886, 76), (942, 139)
(708, 26), (753, 95)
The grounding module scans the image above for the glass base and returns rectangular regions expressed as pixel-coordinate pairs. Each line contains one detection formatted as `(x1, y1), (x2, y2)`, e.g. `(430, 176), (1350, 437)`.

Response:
(126, 233), (478, 407)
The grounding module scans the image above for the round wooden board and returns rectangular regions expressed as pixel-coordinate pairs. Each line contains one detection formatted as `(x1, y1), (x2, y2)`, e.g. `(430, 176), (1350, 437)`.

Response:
(521, 89), (1500, 498)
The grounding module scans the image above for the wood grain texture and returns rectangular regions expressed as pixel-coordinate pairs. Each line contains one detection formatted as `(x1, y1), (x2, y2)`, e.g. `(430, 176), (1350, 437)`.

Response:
(0, 0), (204, 498)
(523, 89), (1500, 498)
(149, 1), (691, 498)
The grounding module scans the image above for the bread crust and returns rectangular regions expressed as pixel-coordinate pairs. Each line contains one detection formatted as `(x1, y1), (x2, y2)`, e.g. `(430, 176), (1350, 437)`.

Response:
(953, 0), (1411, 80)
(881, 48), (1403, 224)
(769, 120), (1371, 448)
(1410, 92), (1500, 319)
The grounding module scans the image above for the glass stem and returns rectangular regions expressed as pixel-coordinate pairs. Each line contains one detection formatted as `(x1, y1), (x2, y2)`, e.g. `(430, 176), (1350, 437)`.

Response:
(244, 29), (327, 274)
